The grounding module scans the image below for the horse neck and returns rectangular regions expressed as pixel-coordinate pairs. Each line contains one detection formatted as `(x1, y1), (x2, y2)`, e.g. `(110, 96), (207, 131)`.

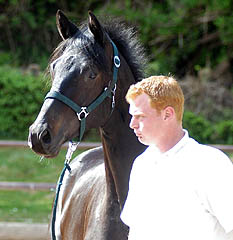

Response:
(100, 61), (146, 209)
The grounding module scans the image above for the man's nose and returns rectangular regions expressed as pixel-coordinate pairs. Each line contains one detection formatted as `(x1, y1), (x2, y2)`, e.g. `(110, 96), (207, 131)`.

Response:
(129, 117), (138, 129)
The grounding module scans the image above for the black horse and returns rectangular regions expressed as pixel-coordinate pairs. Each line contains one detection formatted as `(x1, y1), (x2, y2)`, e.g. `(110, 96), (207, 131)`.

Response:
(28, 10), (147, 240)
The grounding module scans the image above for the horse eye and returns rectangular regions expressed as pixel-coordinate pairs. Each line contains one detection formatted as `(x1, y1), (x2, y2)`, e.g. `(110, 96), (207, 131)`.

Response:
(89, 71), (97, 80)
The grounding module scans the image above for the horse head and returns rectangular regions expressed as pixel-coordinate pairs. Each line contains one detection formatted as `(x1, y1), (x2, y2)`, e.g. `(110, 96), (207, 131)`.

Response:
(28, 11), (120, 158)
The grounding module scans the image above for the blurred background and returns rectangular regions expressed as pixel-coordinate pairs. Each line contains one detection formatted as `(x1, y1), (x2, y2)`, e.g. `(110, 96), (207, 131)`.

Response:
(0, 0), (233, 143)
(0, 0), (232, 234)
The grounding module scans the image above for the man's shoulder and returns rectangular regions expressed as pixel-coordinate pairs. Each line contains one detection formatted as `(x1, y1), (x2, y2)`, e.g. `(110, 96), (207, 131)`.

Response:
(186, 138), (227, 157)
(184, 137), (231, 168)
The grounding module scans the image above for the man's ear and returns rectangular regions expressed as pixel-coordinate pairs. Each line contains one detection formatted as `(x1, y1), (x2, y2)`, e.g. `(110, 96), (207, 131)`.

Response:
(56, 10), (79, 40)
(163, 106), (175, 121)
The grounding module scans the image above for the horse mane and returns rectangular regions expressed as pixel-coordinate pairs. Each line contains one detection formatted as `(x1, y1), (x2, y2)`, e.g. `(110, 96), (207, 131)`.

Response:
(48, 16), (147, 83)
(101, 18), (147, 82)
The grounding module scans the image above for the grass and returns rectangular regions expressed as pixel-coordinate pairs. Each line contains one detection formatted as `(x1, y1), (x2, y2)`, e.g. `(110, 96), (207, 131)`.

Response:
(0, 146), (84, 223)
(0, 147), (83, 182)
(0, 190), (54, 223)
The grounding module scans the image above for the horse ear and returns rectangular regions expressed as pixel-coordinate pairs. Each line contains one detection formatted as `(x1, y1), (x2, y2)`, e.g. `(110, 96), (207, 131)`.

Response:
(56, 10), (79, 40)
(88, 11), (107, 46)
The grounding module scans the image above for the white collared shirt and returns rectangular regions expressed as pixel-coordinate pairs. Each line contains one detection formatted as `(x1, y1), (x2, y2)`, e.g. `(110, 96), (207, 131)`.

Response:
(121, 130), (233, 240)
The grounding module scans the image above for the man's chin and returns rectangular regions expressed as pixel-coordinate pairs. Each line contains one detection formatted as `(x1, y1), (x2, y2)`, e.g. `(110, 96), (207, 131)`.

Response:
(137, 136), (148, 146)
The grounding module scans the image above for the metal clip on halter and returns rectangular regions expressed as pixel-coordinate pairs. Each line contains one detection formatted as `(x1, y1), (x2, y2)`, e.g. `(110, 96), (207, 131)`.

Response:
(111, 84), (117, 109)
(65, 141), (79, 166)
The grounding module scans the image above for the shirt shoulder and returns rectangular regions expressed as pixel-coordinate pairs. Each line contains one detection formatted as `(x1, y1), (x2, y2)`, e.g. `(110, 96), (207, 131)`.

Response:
(180, 136), (229, 161)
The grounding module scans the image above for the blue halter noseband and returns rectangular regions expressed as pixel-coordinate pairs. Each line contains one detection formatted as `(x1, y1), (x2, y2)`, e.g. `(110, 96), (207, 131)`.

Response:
(45, 40), (120, 240)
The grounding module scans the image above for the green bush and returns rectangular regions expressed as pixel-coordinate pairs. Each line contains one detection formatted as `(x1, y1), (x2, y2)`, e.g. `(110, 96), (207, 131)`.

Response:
(0, 65), (49, 140)
(183, 111), (214, 144)
(183, 111), (233, 144)
(215, 120), (233, 145)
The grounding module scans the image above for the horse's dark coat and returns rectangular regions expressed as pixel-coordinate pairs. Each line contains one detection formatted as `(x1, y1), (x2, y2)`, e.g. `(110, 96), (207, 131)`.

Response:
(28, 10), (147, 240)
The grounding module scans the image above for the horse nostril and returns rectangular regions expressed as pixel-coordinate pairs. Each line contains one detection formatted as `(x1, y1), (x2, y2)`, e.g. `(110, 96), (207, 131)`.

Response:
(40, 129), (51, 145)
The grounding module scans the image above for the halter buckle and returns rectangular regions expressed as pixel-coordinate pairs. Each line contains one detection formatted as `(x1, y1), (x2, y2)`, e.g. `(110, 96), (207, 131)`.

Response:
(77, 107), (89, 121)
(114, 56), (120, 68)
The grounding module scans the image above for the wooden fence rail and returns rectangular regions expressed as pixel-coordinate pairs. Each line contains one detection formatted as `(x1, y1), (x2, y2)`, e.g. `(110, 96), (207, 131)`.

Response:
(0, 140), (233, 152)
(0, 140), (101, 149)
(0, 181), (56, 191)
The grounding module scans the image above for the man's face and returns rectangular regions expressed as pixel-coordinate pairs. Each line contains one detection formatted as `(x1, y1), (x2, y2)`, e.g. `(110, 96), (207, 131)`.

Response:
(129, 93), (165, 146)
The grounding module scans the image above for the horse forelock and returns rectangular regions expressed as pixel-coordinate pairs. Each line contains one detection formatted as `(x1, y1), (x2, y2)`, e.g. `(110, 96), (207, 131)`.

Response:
(47, 16), (147, 83)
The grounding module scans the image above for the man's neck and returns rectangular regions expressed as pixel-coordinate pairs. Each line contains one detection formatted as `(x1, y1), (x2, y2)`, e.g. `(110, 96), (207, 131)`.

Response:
(153, 127), (185, 153)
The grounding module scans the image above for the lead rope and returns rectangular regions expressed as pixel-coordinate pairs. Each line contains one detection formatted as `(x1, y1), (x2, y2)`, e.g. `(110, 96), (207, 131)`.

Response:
(51, 141), (79, 240)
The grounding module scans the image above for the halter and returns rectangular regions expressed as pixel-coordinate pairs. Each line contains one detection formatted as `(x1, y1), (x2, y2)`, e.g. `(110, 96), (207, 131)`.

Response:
(45, 40), (120, 240)
(45, 40), (120, 143)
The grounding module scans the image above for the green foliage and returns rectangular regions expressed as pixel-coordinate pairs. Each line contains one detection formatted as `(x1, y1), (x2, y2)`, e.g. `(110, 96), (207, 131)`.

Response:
(0, 52), (12, 65)
(183, 111), (214, 144)
(97, 0), (233, 78)
(0, 65), (49, 139)
(0, 0), (107, 67)
(183, 111), (233, 144)
(1, 0), (233, 74)
(215, 120), (233, 145)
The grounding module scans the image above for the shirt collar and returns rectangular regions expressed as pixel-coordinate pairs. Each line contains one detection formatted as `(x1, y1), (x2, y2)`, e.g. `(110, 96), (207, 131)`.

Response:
(146, 129), (190, 162)
(162, 129), (189, 158)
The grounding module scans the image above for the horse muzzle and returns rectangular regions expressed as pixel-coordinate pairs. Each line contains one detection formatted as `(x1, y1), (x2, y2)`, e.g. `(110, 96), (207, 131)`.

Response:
(28, 122), (59, 158)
